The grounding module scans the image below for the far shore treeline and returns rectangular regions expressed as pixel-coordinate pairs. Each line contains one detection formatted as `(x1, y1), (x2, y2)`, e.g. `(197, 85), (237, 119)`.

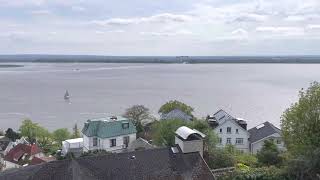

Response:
(1, 82), (320, 179)
(1, 55), (320, 64)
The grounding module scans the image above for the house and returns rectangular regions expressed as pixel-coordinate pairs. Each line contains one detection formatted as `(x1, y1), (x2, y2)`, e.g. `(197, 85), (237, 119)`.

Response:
(160, 109), (193, 121)
(208, 109), (250, 153)
(249, 121), (285, 154)
(82, 116), (137, 152)
(61, 138), (83, 157)
(3, 143), (44, 170)
(0, 126), (214, 180)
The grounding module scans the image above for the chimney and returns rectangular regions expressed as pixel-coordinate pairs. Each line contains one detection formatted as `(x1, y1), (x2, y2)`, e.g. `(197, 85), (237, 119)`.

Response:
(174, 126), (206, 157)
(237, 119), (247, 130)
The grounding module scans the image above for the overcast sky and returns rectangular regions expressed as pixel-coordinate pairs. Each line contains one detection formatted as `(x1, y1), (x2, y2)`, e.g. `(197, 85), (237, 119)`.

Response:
(1, 0), (320, 56)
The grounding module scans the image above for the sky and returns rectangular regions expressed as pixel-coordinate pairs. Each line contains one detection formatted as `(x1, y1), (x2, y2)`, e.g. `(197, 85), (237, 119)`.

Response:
(0, 0), (320, 56)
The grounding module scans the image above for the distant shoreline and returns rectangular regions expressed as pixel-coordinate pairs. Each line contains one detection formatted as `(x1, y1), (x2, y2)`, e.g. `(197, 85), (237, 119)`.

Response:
(0, 64), (24, 68)
(0, 55), (320, 64)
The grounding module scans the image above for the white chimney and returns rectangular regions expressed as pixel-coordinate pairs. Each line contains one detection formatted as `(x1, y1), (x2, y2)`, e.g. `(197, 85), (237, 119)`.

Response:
(174, 126), (206, 157)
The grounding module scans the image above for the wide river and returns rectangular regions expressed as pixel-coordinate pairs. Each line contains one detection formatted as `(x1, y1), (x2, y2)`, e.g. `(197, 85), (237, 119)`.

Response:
(0, 63), (319, 131)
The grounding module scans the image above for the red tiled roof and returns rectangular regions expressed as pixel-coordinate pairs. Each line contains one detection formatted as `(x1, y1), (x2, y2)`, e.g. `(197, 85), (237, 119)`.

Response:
(4, 144), (42, 165)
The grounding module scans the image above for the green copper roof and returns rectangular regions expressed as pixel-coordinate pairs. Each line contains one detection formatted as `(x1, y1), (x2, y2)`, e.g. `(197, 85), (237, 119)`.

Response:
(81, 116), (137, 138)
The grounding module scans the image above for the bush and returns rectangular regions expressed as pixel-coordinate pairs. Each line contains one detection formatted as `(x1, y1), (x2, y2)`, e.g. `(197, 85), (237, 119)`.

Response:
(208, 148), (235, 169)
(219, 166), (289, 180)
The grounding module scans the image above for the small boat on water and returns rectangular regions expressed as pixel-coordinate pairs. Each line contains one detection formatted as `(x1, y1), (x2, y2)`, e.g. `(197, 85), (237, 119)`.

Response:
(64, 90), (70, 100)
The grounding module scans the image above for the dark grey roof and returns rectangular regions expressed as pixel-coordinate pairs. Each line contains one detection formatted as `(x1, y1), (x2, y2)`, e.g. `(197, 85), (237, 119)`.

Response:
(161, 109), (192, 121)
(127, 138), (155, 151)
(249, 121), (281, 143)
(0, 147), (214, 180)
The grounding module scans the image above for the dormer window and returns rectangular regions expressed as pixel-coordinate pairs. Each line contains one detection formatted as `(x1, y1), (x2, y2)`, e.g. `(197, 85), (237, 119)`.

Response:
(122, 122), (129, 129)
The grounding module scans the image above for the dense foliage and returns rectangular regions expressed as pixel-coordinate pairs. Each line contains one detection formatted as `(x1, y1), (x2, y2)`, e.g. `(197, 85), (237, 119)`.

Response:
(257, 139), (283, 166)
(158, 100), (194, 116)
(281, 82), (320, 178)
(18, 119), (73, 154)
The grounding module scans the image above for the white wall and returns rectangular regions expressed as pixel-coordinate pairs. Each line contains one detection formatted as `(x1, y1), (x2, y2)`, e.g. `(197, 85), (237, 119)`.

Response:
(83, 133), (136, 152)
(251, 133), (285, 154)
(3, 161), (20, 170)
(214, 119), (250, 152)
(175, 137), (204, 157)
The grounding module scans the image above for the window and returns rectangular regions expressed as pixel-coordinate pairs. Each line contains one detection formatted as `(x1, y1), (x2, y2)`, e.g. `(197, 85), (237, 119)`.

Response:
(226, 138), (231, 144)
(122, 122), (129, 129)
(93, 137), (98, 147)
(236, 138), (244, 145)
(110, 139), (116, 147)
(219, 138), (222, 144)
(123, 136), (130, 147)
(227, 127), (231, 134)
(236, 129), (239, 134)
(276, 139), (281, 144)
(219, 128), (222, 133)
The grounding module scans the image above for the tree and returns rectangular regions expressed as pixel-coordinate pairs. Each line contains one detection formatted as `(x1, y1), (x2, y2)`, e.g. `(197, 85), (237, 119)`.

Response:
(37, 127), (54, 153)
(5, 128), (21, 141)
(281, 82), (320, 156)
(72, 124), (81, 138)
(257, 139), (282, 166)
(151, 119), (187, 146)
(19, 119), (42, 142)
(123, 105), (151, 126)
(190, 120), (218, 152)
(158, 100), (194, 116)
(53, 128), (71, 145)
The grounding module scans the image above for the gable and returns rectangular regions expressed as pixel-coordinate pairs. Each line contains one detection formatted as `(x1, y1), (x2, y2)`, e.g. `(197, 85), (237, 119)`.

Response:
(214, 119), (250, 135)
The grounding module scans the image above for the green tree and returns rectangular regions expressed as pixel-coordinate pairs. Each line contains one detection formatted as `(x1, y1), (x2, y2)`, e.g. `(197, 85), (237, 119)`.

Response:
(151, 119), (187, 146)
(190, 120), (218, 152)
(123, 105), (151, 125)
(123, 105), (151, 136)
(19, 119), (41, 142)
(53, 128), (71, 145)
(257, 139), (282, 166)
(5, 128), (21, 141)
(159, 100), (194, 116)
(281, 82), (320, 155)
(71, 124), (81, 138)
(37, 127), (54, 153)
(208, 148), (235, 169)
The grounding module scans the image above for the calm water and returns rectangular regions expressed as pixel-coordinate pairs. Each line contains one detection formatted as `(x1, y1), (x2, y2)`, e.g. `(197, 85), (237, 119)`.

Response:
(0, 63), (319, 131)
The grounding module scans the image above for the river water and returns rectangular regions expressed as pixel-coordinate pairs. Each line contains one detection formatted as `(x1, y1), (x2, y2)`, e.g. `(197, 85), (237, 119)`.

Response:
(0, 63), (319, 131)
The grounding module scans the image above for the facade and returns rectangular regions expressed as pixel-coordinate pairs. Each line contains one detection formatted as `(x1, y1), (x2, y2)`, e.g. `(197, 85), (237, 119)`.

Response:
(208, 110), (250, 153)
(61, 138), (83, 157)
(82, 116), (137, 152)
(248, 121), (286, 154)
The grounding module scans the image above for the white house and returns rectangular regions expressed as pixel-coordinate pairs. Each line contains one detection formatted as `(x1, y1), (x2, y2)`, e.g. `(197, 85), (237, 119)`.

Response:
(61, 138), (83, 157)
(82, 116), (137, 152)
(248, 122), (286, 154)
(208, 110), (250, 153)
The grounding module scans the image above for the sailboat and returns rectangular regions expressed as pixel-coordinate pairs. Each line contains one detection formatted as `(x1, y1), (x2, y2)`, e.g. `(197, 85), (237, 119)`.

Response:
(64, 90), (70, 100)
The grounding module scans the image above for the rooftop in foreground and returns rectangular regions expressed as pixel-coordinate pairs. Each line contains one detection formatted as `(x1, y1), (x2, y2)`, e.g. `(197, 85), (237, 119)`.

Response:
(0, 147), (214, 180)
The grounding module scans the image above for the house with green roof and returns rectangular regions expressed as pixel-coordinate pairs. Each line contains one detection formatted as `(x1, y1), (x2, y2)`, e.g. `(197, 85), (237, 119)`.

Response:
(82, 116), (137, 152)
